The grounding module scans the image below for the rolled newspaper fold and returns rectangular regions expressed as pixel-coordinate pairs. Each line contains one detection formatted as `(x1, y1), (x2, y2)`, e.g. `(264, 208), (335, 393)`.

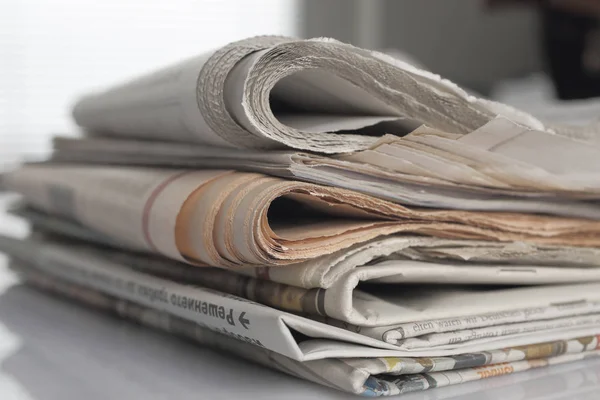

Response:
(5, 164), (600, 270)
(8, 209), (600, 330)
(68, 35), (599, 154)
(73, 36), (532, 153)
(54, 36), (600, 222)
(14, 206), (600, 286)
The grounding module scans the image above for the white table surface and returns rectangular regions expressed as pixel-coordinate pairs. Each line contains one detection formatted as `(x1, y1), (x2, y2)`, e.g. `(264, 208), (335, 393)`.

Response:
(1, 195), (600, 399)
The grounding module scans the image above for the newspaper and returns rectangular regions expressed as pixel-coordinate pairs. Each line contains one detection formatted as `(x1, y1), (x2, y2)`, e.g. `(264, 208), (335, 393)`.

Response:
(50, 132), (600, 220)
(68, 36), (600, 199)
(62, 117), (600, 194)
(15, 206), (600, 287)
(11, 229), (600, 333)
(70, 36), (499, 153)
(3, 233), (600, 361)
(12, 261), (600, 397)
(5, 34), (600, 397)
(4, 165), (600, 273)
(73, 36), (589, 156)
(12, 208), (600, 334)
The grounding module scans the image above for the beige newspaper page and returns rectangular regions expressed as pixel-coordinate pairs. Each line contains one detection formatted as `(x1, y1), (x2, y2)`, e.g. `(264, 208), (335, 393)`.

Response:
(50, 135), (600, 220)
(14, 206), (600, 286)
(5, 165), (600, 269)
(72, 36), (559, 154)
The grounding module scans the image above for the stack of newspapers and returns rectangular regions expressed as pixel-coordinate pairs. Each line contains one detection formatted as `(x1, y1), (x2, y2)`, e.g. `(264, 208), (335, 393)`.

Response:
(3, 36), (600, 397)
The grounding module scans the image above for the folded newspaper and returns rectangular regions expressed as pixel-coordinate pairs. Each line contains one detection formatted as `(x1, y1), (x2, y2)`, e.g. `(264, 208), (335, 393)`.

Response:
(50, 129), (600, 220)
(8, 211), (600, 330)
(11, 261), (600, 397)
(55, 36), (600, 219)
(4, 165), (600, 272)
(2, 35), (600, 397)
(3, 234), (600, 396)
(70, 36), (594, 152)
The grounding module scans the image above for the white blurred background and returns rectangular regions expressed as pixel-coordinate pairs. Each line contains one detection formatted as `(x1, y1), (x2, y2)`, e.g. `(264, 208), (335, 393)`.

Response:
(0, 0), (299, 166)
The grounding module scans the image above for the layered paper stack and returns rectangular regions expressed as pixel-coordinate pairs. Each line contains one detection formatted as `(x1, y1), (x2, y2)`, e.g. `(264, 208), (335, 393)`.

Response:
(2, 36), (600, 397)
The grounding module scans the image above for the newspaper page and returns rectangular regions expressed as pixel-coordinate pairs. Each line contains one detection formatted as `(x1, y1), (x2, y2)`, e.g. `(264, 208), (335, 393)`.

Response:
(49, 132), (600, 220)
(3, 234), (600, 361)
(15, 206), (600, 287)
(13, 232), (600, 332)
(71, 36), (504, 153)
(11, 231), (600, 329)
(10, 207), (600, 346)
(70, 36), (600, 175)
(12, 262), (600, 397)
(4, 165), (600, 271)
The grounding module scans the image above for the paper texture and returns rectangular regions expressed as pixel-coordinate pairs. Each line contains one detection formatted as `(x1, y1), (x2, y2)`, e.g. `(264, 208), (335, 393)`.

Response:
(5, 164), (600, 273)
(71, 36), (499, 153)
(4, 233), (600, 361)
(5, 34), (600, 398)
(74, 35), (600, 158)
(50, 130), (600, 220)
(68, 36), (600, 198)
(15, 206), (600, 289)
(10, 259), (600, 397)
(12, 229), (600, 331)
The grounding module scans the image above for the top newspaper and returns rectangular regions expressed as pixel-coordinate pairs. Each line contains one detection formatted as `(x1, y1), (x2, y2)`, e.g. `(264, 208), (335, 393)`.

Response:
(41, 35), (600, 219)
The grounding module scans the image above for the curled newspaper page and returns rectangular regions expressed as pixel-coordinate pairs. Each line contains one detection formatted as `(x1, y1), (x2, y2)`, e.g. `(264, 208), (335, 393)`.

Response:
(50, 121), (600, 220)
(5, 165), (600, 271)
(68, 36), (600, 155)
(14, 207), (600, 287)
(71, 36), (516, 153)
(12, 205), (600, 277)
(8, 211), (600, 331)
